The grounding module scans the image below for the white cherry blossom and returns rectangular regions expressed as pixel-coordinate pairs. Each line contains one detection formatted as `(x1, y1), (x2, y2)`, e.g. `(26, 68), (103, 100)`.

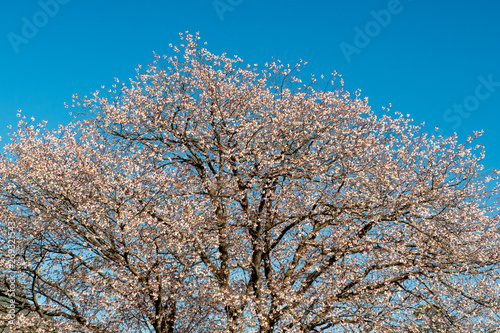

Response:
(1, 33), (500, 332)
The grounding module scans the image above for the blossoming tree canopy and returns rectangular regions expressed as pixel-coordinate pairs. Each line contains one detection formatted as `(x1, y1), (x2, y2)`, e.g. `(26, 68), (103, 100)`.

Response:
(1, 32), (500, 332)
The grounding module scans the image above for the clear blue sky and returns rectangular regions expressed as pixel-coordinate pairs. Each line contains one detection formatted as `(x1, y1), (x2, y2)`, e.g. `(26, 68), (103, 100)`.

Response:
(1, 0), (500, 170)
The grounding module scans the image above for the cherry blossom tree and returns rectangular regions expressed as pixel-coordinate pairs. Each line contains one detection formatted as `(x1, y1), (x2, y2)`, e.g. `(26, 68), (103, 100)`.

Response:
(1, 32), (500, 332)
